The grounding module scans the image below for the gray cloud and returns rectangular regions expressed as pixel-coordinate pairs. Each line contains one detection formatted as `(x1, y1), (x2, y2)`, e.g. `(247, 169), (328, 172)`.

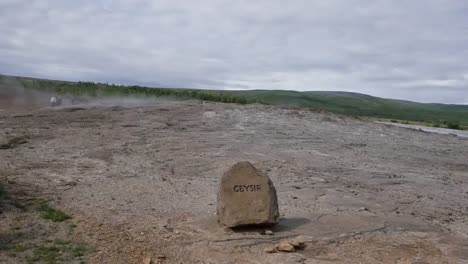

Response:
(1, 0), (468, 103)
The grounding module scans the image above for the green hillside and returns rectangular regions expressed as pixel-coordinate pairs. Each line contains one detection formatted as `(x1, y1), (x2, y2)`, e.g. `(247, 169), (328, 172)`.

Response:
(1, 74), (467, 129)
(230, 90), (468, 126)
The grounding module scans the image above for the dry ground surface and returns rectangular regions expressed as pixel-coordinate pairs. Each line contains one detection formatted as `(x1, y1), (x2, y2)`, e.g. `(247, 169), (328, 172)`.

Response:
(1, 93), (468, 263)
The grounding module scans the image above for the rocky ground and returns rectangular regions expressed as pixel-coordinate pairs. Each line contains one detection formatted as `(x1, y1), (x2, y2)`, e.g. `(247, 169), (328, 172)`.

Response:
(0, 96), (467, 263)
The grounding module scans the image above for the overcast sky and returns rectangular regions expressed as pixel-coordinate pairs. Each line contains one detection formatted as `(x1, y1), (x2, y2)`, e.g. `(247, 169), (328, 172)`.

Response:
(1, 0), (468, 103)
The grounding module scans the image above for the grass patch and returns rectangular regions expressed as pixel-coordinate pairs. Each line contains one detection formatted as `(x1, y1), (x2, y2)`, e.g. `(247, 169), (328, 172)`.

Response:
(14, 244), (28, 253)
(26, 240), (88, 264)
(39, 203), (70, 222)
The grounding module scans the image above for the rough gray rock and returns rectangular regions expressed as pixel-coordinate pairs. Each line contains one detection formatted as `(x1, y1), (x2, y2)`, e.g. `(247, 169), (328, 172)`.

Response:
(217, 161), (279, 228)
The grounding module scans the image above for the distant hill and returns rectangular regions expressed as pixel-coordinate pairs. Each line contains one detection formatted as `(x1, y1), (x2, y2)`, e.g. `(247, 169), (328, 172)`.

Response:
(219, 90), (468, 127)
(1, 74), (467, 129)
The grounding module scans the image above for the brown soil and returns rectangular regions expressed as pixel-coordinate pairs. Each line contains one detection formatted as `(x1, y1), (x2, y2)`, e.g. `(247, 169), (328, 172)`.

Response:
(1, 98), (467, 263)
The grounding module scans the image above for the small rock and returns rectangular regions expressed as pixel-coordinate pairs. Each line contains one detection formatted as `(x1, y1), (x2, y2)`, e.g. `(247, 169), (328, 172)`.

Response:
(289, 240), (305, 249)
(412, 261), (429, 264)
(65, 180), (78, 186)
(142, 256), (152, 264)
(276, 241), (296, 252)
(272, 239), (306, 253)
(264, 247), (277, 253)
(0, 136), (28, 149)
(359, 207), (368, 211)
(264, 230), (274, 235)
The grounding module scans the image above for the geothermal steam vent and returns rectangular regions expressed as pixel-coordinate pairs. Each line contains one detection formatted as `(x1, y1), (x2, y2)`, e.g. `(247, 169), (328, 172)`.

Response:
(217, 161), (279, 228)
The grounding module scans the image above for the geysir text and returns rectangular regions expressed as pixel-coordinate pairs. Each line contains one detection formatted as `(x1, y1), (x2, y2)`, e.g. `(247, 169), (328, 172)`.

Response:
(233, 185), (261, 192)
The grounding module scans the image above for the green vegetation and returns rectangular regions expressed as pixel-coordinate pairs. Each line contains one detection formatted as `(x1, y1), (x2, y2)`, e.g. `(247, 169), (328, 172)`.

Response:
(235, 90), (468, 129)
(39, 203), (71, 222)
(447, 122), (461, 130)
(0, 74), (250, 104)
(26, 240), (87, 264)
(1, 74), (467, 129)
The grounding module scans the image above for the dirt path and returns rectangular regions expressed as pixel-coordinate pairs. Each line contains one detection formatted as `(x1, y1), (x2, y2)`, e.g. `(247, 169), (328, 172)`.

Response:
(1, 101), (467, 263)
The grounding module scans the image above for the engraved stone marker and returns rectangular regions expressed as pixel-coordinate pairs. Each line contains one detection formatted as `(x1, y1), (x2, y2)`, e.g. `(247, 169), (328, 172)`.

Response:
(217, 161), (279, 228)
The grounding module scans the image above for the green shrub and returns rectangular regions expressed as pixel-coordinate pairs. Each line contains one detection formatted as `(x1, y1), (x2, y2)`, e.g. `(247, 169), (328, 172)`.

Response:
(39, 203), (70, 222)
(447, 122), (461, 130)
